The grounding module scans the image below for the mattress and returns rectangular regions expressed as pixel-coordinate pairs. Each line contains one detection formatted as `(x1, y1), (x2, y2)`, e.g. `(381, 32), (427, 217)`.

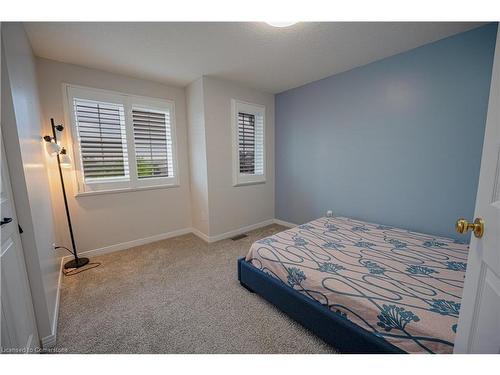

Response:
(245, 216), (469, 353)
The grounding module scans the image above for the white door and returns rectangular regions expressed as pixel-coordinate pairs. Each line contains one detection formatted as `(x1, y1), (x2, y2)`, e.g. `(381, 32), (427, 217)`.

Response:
(454, 27), (500, 354)
(0, 136), (39, 353)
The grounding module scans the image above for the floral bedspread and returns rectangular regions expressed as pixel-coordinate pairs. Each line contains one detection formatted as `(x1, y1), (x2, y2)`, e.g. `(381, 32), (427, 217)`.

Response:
(245, 216), (468, 353)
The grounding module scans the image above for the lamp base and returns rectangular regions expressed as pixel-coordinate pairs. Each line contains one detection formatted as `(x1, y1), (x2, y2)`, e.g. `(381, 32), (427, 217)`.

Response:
(64, 257), (90, 269)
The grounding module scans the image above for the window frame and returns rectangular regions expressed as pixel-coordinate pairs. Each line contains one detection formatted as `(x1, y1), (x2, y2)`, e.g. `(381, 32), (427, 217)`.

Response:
(231, 99), (266, 187)
(63, 84), (179, 196)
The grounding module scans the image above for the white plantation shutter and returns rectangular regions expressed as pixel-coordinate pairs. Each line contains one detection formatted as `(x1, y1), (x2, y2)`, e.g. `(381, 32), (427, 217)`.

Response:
(232, 100), (265, 186)
(238, 112), (255, 174)
(254, 113), (264, 175)
(132, 108), (173, 179)
(67, 85), (179, 193)
(238, 111), (264, 176)
(73, 98), (129, 182)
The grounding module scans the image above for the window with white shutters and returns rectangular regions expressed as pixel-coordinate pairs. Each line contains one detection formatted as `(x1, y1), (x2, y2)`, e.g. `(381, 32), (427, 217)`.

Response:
(73, 99), (129, 182)
(132, 108), (173, 179)
(238, 112), (255, 174)
(66, 85), (178, 194)
(232, 100), (265, 186)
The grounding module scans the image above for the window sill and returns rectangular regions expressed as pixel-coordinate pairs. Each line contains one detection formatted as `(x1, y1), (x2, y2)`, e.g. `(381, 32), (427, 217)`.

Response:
(75, 183), (180, 198)
(233, 180), (266, 187)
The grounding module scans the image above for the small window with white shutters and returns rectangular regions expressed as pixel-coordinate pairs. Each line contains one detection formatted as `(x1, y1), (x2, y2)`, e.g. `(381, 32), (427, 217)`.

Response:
(65, 84), (178, 195)
(73, 98), (129, 183)
(231, 99), (265, 186)
(132, 108), (173, 180)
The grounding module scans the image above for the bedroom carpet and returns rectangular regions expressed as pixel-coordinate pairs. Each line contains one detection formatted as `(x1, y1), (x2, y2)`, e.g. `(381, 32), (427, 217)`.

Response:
(56, 224), (337, 353)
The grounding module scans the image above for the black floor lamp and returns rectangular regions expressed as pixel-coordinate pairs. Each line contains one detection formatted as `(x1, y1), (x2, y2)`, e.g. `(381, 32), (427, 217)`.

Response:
(44, 118), (89, 269)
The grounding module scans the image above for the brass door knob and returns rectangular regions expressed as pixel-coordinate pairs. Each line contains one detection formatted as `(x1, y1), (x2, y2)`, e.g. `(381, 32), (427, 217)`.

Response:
(456, 218), (484, 238)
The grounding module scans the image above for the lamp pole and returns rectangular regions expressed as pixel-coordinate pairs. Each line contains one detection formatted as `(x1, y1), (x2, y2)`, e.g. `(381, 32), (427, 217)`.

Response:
(50, 118), (89, 269)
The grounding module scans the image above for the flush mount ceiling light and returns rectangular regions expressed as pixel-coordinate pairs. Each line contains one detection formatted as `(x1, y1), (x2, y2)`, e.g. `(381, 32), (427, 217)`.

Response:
(266, 22), (297, 28)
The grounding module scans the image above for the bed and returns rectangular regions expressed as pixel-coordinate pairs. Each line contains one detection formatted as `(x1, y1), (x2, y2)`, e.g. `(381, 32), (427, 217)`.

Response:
(238, 216), (468, 353)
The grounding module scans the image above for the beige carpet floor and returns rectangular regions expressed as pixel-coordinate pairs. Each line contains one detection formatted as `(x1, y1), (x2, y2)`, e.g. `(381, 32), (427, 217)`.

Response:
(56, 224), (336, 353)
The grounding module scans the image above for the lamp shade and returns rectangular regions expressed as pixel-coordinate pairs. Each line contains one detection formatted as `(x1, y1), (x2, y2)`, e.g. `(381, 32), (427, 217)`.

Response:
(46, 141), (61, 156)
(59, 148), (72, 168)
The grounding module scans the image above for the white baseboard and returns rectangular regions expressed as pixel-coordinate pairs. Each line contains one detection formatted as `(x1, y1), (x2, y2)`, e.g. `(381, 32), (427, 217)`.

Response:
(207, 219), (275, 243)
(190, 227), (210, 242)
(60, 219), (292, 261)
(273, 218), (297, 228)
(41, 331), (57, 349)
(41, 257), (63, 349)
(70, 227), (193, 260)
(190, 219), (276, 243)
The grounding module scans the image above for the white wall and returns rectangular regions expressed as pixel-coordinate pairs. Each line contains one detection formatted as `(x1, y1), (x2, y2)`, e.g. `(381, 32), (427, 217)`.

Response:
(186, 78), (209, 236)
(36, 58), (192, 252)
(193, 76), (275, 238)
(33, 62), (275, 249)
(1, 27), (276, 349)
(1, 24), (273, 350)
(1, 23), (58, 343)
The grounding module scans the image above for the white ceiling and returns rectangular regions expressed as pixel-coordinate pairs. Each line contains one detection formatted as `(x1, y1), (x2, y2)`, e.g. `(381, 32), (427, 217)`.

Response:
(24, 22), (485, 94)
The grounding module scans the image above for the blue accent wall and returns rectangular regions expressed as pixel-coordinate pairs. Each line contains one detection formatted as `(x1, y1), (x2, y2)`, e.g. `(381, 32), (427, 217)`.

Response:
(275, 23), (497, 240)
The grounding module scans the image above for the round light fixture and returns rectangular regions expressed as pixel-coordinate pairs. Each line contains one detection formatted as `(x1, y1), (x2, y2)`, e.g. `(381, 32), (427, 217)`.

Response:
(266, 22), (297, 28)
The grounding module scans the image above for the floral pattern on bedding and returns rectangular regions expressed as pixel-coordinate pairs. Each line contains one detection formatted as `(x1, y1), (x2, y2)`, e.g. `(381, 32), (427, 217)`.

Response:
(245, 216), (469, 353)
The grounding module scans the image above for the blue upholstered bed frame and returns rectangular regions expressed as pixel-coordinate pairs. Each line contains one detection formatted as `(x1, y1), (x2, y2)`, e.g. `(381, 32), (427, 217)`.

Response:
(237, 257), (406, 354)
